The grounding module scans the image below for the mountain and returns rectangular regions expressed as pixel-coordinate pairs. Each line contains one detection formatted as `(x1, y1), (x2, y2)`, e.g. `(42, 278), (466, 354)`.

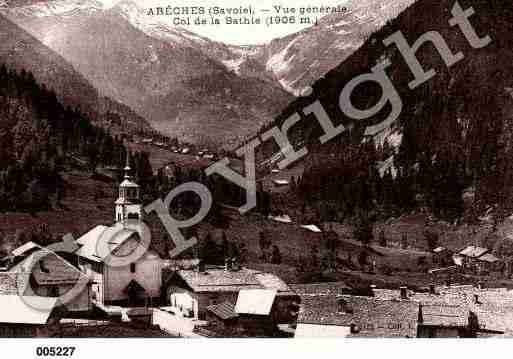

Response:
(1, 0), (418, 145)
(212, 0), (416, 96)
(122, 0), (417, 97)
(264, 0), (513, 220)
(0, 10), (153, 135)
(2, 0), (293, 146)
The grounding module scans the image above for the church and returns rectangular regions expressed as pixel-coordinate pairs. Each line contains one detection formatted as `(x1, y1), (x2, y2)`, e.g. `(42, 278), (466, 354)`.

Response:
(74, 155), (163, 307)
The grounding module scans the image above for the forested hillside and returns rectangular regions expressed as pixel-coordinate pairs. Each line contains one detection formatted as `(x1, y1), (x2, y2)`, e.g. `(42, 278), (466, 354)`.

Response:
(258, 0), (513, 224)
(0, 64), (130, 212)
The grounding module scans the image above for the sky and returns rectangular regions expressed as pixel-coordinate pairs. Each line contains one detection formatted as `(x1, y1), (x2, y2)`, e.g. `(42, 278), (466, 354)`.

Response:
(97, 0), (350, 45)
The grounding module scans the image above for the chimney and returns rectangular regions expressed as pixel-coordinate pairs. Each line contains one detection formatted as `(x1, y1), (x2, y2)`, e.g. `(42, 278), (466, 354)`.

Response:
(429, 284), (436, 295)
(231, 257), (240, 271)
(400, 286), (408, 299)
(369, 284), (377, 296)
(197, 260), (206, 273)
(224, 258), (232, 272)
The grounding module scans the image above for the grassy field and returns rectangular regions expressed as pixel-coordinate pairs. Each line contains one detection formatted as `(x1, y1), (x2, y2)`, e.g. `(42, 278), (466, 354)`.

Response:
(0, 171), (116, 245)
(1, 152), (512, 291)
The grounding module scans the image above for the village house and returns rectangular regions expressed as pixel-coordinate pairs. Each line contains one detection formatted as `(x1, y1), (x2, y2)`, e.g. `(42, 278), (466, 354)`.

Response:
(0, 273), (62, 336)
(432, 246), (454, 267)
(295, 293), (419, 338)
(4, 243), (91, 314)
(456, 246), (490, 272)
(475, 253), (501, 274)
(203, 288), (300, 337)
(373, 285), (507, 337)
(73, 156), (162, 307)
(0, 295), (60, 337)
(163, 262), (299, 324)
(417, 303), (472, 338)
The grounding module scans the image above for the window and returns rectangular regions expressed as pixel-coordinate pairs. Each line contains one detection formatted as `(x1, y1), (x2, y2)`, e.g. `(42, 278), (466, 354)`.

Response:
(130, 263), (136, 273)
(127, 213), (140, 220)
(48, 286), (59, 297)
(338, 299), (353, 314)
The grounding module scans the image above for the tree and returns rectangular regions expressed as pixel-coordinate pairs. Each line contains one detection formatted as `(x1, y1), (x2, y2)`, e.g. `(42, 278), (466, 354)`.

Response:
(401, 233), (408, 250)
(353, 212), (374, 245)
(358, 251), (369, 270)
(425, 228), (439, 252)
(323, 226), (339, 270)
(221, 231), (229, 259)
(310, 245), (320, 269)
(258, 230), (272, 262)
(379, 229), (387, 247)
(271, 245), (282, 264)
(202, 232), (222, 265)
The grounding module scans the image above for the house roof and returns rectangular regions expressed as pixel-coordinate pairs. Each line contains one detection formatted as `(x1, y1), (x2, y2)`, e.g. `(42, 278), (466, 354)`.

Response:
(419, 304), (468, 327)
(375, 285), (513, 336)
(459, 246), (489, 258)
(0, 295), (58, 324)
(268, 214), (292, 224)
(0, 272), (29, 295)
(300, 225), (322, 233)
(433, 246), (447, 253)
(298, 294), (419, 338)
(11, 248), (83, 286)
(235, 289), (276, 316)
(273, 179), (289, 186)
(478, 253), (500, 263)
(291, 282), (351, 296)
(11, 241), (39, 257)
(176, 267), (292, 293)
(254, 273), (290, 292)
(207, 301), (239, 320)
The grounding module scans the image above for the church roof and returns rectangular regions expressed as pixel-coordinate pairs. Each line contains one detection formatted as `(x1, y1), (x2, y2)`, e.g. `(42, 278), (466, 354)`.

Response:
(75, 225), (135, 262)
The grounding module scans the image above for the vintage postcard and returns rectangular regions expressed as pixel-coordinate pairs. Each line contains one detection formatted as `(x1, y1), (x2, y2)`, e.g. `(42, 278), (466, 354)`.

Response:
(0, 0), (511, 354)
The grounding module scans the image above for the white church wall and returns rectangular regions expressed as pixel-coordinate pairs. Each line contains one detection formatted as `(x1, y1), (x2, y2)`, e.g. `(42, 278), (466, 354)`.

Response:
(104, 251), (162, 302)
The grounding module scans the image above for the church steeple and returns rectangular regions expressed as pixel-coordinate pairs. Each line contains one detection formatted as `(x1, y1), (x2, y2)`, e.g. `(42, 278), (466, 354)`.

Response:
(124, 151), (132, 180)
(115, 151), (142, 223)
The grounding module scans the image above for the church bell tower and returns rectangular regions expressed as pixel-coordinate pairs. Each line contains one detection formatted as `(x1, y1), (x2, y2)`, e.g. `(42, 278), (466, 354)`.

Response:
(115, 152), (143, 223)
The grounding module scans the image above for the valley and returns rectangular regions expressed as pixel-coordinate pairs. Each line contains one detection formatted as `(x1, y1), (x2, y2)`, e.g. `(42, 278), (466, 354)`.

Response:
(0, 0), (513, 314)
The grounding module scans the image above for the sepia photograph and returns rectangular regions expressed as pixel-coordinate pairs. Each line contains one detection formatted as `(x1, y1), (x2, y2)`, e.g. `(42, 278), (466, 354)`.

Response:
(0, 0), (511, 355)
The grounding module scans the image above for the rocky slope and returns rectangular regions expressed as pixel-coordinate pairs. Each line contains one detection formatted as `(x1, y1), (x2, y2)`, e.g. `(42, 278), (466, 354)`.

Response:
(0, 13), (152, 135)
(2, 0), (293, 146)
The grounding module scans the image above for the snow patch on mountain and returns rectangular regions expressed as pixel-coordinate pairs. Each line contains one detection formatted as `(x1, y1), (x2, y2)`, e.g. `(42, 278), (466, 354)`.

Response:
(266, 37), (300, 75)
(5, 0), (103, 17)
(222, 57), (245, 75)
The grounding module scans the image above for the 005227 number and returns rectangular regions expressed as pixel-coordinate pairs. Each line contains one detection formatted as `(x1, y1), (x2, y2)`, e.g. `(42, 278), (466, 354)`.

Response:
(36, 347), (76, 357)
